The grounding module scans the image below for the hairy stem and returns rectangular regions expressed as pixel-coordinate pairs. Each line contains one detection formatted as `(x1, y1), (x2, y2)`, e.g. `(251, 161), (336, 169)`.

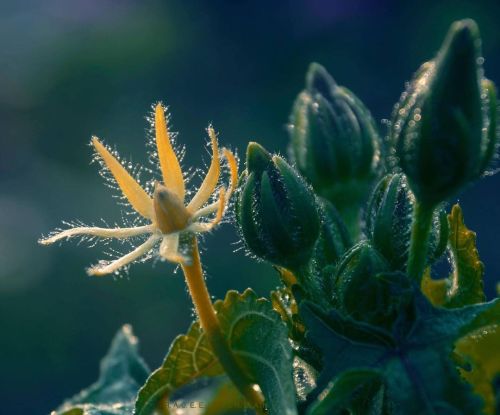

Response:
(407, 203), (435, 283)
(322, 179), (370, 240)
(181, 236), (266, 414)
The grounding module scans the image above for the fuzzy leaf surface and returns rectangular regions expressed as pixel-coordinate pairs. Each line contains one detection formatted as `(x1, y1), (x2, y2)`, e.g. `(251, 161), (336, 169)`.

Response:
(301, 292), (500, 414)
(216, 289), (297, 415)
(136, 289), (296, 415)
(54, 325), (149, 415)
(135, 321), (223, 414)
(306, 369), (389, 415)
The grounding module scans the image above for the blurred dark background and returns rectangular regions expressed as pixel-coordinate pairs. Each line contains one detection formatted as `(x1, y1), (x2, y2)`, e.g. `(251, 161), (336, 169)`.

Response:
(1, 0), (499, 413)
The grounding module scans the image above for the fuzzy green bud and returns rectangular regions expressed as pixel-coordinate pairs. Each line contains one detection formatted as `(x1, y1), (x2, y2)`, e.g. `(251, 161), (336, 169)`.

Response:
(334, 242), (388, 312)
(334, 242), (412, 328)
(392, 19), (498, 207)
(236, 142), (320, 270)
(365, 174), (449, 271)
(289, 63), (381, 236)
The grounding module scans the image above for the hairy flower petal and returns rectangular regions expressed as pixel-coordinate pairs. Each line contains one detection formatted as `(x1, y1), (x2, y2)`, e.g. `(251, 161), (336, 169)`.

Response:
(223, 147), (238, 200)
(92, 137), (153, 219)
(187, 126), (220, 213)
(87, 234), (160, 276)
(41, 105), (237, 272)
(189, 187), (226, 233)
(39, 224), (154, 245)
(191, 148), (238, 221)
(155, 104), (185, 200)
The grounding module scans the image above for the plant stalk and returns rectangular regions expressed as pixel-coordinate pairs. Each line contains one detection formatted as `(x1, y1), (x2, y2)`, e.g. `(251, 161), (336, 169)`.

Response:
(157, 398), (169, 415)
(407, 202), (435, 283)
(181, 236), (266, 414)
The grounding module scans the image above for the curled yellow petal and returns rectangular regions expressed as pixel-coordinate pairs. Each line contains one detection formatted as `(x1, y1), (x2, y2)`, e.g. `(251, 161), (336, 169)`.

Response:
(38, 224), (153, 245)
(188, 187), (226, 233)
(155, 103), (185, 200)
(87, 234), (160, 276)
(212, 187), (226, 225)
(187, 126), (220, 213)
(92, 137), (153, 219)
(190, 148), (238, 221)
(222, 147), (238, 200)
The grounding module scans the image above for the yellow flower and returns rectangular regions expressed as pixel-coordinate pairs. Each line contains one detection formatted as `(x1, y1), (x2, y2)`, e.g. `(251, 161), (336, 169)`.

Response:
(39, 103), (238, 276)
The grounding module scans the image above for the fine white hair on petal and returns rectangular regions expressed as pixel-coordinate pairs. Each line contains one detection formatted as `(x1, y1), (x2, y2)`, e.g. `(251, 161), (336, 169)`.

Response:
(145, 103), (188, 186)
(39, 224), (154, 245)
(90, 138), (154, 218)
(87, 234), (160, 276)
(41, 104), (243, 278)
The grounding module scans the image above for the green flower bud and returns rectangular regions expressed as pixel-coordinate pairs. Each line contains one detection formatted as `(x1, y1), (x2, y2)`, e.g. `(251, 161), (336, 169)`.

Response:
(356, 271), (413, 329)
(289, 63), (381, 236)
(392, 19), (498, 207)
(365, 174), (449, 270)
(314, 198), (352, 267)
(334, 242), (387, 310)
(236, 142), (320, 270)
(334, 242), (412, 327)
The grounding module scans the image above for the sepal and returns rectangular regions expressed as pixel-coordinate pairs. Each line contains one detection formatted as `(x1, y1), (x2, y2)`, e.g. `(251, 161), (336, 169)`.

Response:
(289, 63), (381, 235)
(366, 173), (449, 270)
(236, 142), (320, 271)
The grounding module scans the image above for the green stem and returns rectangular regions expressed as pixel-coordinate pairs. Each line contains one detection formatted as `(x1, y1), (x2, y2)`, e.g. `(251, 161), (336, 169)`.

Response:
(407, 203), (435, 283)
(293, 263), (332, 311)
(181, 236), (266, 415)
(322, 179), (369, 241)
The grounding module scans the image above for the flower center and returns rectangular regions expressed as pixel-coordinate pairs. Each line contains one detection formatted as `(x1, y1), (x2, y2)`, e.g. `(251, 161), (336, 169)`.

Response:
(153, 182), (192, 233)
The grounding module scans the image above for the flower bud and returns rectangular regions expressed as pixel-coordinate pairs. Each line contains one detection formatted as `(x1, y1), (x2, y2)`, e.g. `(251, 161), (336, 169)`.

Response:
(366, 174), (449, 271)
(288, 63), (381, 235)
(334, 242), (412, 328)
(392, 19), (498, 207)
(236, 142), (320, 270)
(353, 271), (413, 329)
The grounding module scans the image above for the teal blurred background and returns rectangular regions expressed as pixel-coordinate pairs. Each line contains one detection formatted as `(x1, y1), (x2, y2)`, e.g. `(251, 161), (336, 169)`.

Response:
(1, 1), (499, 413)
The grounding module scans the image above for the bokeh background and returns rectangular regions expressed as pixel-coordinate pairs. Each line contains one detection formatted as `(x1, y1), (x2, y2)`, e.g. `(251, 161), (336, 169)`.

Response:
(1, 0), (499, 413)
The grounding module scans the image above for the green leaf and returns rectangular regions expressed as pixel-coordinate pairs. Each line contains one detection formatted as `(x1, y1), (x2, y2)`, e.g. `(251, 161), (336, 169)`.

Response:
(135, 321), (223, 414)
(54, 325), (150, 415)
(306, 369), (389, 415)
(136, 289), (297, 415)
(446, 204), (486, 306)
(456, 324), (500, 415)
(216, 289), (297, 415)
(421, 268), (448, 306)
(301, 292), (499, 414)
(422, 204), (486, 308)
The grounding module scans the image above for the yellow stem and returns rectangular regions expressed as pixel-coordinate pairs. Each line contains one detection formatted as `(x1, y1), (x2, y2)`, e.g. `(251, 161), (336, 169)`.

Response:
(181, 236), (266, 414)
(156, 398), (169, 415)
